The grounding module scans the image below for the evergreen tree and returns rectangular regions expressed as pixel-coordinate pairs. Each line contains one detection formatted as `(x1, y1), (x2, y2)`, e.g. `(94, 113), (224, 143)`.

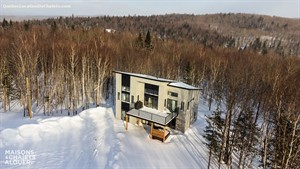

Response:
(204, 110), (224, 169)
(2, 18), (9, 28)
(134, 32), (144, 49)
(23, 21), (30, 31)
(144, 30), (153, 50)
(9, 20), (13, 27)
(252, 38), (261, 51)
(183, 61), (192, 84)
(51, 21), (57, 32)
(275, 40), (284, 56)
(233, 108), (259, 169)
(261, 41), (268, 55)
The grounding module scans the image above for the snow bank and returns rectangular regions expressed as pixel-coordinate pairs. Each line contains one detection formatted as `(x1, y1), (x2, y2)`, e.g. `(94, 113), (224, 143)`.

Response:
(0, 99), (224, 169)
(0, 107), (117, 169)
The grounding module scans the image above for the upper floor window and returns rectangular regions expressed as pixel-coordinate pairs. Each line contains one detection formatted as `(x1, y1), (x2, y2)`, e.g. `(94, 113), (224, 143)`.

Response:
(121, 74), (130, 102)
(145, 84), (159, 96)
(144, 83), (159, 109)
(122, 74), (130, 87)
(168, 91), (178, 97)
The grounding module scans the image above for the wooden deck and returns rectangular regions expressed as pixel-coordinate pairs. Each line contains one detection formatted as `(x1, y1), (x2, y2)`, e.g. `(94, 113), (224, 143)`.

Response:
(126, 114), (171, 143)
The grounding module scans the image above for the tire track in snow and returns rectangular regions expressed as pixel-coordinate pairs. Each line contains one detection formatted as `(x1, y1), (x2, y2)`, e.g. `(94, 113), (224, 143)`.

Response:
(175, 134), (207, 168)
(103, 109), (122, 169)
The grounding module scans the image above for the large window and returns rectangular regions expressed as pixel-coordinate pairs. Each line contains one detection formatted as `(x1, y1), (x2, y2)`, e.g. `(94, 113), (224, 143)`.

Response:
(145, 84), (159, 96)
(144, 94), (158, 109)
(144, 83), (159, 109)
(121, 74), (130, 102)
(167, 99), (178, 112)
(122, 74), (130, 87)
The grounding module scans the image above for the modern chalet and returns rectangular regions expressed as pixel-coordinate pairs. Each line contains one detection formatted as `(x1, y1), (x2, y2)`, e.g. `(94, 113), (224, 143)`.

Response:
(114, 71), (201, 142)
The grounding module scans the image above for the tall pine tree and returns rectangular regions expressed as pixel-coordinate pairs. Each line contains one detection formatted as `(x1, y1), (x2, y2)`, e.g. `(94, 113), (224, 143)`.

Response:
(2, 18), (9, 28)
(204, 110), (224, 169)
(233, 108), (259, 169)
(144, 30), (153, 50)
(134, 32), (144, 49)
(183, 61), (192, 84)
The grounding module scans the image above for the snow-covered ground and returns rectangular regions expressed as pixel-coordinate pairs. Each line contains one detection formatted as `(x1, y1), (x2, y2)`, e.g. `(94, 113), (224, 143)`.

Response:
(0, 99), (223, 169)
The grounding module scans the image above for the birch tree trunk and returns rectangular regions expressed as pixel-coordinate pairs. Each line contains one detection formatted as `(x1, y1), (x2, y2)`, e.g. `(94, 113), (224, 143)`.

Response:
(26, 77), (32, 118)
(3, 86), (7, 112)
(70, 46), (78, 115)
(81, 56), (86, 110)
(35, 75), (39, 107)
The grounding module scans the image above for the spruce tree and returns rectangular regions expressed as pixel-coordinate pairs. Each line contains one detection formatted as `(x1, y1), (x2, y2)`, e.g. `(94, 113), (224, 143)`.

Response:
(23, 21), (30, 31)
(183, 61), (192, 84)
(144, 30), (153, 50)
(134, 32), (144, 49)
(9, 20), (13, 27)
(261, 41), (268, 55)
(252, 38), (261, 51)
(51, 21), (57, 32)
(233, 108), (259, 168)
(204, 110), (224, 169)
(2, 18), (9, 28)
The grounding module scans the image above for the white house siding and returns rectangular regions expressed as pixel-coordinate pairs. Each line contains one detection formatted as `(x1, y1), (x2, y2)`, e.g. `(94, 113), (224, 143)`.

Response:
(114, 71), (200, 132)
(115, 73), (122, 120)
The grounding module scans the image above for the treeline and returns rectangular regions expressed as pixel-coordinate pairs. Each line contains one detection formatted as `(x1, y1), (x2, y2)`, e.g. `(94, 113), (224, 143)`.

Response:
(0, 19), (299, 168)
(2, 14), (300, 56)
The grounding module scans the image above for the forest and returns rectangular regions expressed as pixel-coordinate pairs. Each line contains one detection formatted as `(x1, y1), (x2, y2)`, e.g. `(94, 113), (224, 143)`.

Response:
(0, 14), (299, 168)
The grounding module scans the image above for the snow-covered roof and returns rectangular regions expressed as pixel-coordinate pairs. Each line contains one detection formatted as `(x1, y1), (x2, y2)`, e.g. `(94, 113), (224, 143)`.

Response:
(168, 82), (201, 90)
(113, 71), (174, 83)
(113, 70), (201, 90)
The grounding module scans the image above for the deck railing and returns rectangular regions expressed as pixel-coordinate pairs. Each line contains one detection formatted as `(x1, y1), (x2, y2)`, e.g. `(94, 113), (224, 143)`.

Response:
(127, 109), (177, 125)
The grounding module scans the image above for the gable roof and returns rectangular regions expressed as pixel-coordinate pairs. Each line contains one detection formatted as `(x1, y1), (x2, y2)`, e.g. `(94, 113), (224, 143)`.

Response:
(113, 70), (201, 90)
